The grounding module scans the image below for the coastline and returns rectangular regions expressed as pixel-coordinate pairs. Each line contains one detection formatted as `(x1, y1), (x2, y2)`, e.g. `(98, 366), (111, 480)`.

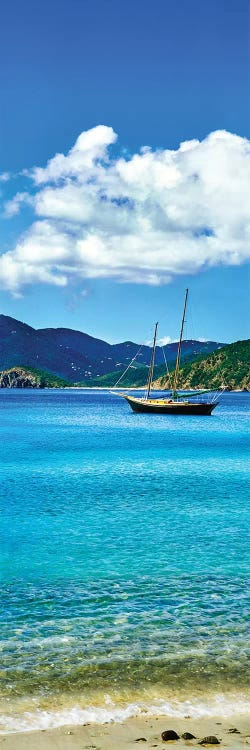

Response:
(43, 385), (250, 395)
(1, 713), (249, 748)
(1, 688), (249, 740)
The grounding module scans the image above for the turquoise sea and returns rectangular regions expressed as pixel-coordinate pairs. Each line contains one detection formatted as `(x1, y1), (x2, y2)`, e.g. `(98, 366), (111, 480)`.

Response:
(0, 389), (249, 733)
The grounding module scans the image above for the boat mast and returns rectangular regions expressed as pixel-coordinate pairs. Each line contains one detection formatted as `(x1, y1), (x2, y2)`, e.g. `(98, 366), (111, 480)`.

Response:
(146, 321), (158, 399)
(173, 288), (188, 395)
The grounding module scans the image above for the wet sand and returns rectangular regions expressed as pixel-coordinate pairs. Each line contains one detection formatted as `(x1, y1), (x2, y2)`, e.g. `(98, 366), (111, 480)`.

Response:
(1, 713), (249, 749)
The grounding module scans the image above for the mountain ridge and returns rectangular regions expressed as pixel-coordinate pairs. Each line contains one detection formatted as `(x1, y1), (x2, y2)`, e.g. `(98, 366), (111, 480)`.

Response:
(0, 314), (225, 383)
(0, 338), (249, 390)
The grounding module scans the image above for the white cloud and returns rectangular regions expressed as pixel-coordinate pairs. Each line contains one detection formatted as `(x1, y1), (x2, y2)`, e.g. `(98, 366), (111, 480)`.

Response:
(0, 126), (250, 293)
(157, 336), (174, 346)
(4, 192), (32, 217)
(32, 125), (117, 184)
(145, 335), (175, 346)
(0, 172), (10, 183)
(148, 335), (209, 346)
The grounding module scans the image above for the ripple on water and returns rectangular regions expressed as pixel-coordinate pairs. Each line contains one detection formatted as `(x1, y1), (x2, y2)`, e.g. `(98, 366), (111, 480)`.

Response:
(0, 391), (249, 729)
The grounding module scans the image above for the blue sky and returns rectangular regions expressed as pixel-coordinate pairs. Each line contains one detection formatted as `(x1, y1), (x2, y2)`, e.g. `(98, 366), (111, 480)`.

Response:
(0, 0), (249, 343)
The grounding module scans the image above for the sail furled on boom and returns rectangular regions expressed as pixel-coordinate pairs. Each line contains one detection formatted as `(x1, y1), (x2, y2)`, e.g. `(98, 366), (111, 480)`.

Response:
(172, 389), (214, 400)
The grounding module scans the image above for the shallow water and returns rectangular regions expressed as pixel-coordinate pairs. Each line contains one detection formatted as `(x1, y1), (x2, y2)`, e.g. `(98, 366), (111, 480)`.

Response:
(0, 389), (249, 732)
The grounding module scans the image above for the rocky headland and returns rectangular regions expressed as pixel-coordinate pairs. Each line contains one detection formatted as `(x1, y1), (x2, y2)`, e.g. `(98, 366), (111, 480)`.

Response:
(0, 367), (69, 388)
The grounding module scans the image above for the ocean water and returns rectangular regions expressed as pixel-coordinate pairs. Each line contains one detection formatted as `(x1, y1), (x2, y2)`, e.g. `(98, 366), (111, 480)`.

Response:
(0, 389), (249, 733)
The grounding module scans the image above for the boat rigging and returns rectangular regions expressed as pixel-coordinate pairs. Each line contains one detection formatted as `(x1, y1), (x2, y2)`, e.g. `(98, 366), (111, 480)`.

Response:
(112, 288), (219, 415)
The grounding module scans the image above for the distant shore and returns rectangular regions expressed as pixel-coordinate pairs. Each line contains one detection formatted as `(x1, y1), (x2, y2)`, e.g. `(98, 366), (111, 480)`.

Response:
(0, 384), (249, 391)
(1, 712), (249, 749)
(51, 385), (249, 391)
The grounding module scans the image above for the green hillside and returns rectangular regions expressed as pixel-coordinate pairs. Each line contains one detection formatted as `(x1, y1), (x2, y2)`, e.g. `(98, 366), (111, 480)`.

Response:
(1, 341), (249, 390)
(0, 366), (70, 388)
(79, 340), (250, 391)
(78, 363), (166, 388)
(155, 340), (250, 391)
(77, 344), (222, 388)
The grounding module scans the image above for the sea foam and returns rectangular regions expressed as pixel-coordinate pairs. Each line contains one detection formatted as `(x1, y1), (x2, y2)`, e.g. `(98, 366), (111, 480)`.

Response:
(0, 694), (249, 734)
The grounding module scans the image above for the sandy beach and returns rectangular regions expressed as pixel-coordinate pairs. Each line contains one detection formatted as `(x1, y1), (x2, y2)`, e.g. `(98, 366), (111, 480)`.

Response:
(1, 714), (249, 749)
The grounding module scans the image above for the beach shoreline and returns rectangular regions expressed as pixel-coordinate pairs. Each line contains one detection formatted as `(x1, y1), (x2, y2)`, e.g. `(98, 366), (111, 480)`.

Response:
(1, 713), (249, 748)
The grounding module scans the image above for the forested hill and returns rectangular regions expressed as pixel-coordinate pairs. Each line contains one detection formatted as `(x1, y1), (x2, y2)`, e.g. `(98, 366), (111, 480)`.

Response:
(0, 340), (248, 390)
(154, 340), (250, 391)
(0, 314), (223, 382)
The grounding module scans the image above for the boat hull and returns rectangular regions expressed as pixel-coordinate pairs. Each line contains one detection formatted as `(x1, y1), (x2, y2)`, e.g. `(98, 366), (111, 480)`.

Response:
(125, 396), (217, 415)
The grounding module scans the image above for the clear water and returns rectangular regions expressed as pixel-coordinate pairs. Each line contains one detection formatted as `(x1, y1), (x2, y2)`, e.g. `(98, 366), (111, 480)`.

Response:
(0, 389), (249, 732)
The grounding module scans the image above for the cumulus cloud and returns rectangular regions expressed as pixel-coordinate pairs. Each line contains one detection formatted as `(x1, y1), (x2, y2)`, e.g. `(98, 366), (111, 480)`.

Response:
(32, 124), (117, 184)
(0, 125), (250, 293)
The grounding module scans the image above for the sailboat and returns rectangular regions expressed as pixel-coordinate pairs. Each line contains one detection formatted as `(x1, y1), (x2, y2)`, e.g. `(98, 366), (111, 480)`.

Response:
(117, 289), (218, 415)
